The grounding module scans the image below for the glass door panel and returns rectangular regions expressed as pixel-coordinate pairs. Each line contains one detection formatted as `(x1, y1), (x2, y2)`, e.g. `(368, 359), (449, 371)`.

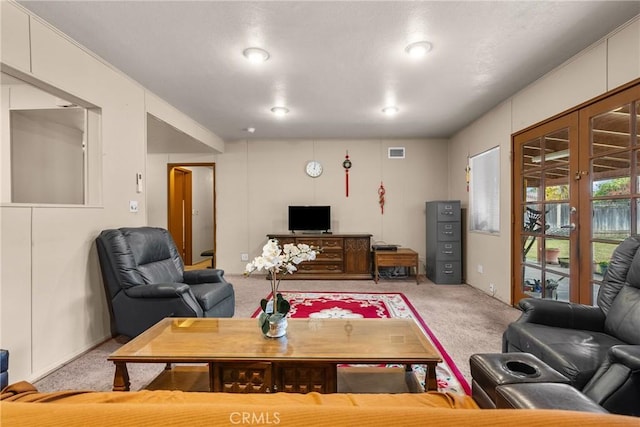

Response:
(521, 264), (542, 298)
(581, 86), (640, 305)
(524, 172), (542, 202)
(522, 137), (542, 172)
(514, 115), (578, 304)
(592, 151), (631, 194)
(543, 128), (570, 168)
(591, 106), (631, 155)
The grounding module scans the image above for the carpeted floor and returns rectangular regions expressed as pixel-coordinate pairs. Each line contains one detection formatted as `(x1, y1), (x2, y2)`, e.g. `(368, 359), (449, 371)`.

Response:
(254, 291), (469, 394)
(33, 274), (521, 392)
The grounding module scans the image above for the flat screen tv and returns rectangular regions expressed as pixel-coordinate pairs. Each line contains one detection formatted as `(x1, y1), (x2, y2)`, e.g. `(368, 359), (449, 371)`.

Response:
(288, 205), (331, 232)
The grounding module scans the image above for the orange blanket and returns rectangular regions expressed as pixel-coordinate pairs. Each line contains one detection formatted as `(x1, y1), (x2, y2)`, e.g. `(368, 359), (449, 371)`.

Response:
(2, 381), (637, 426)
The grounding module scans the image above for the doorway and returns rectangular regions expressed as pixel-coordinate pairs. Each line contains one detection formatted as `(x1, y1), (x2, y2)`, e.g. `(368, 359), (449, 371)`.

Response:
(512, 81), (640, 305)
(167, 163), (216, 268)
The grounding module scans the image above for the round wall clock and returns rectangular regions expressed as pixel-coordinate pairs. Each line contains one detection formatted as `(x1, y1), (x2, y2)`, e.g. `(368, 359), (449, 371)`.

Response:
(305, 160), (323, 178)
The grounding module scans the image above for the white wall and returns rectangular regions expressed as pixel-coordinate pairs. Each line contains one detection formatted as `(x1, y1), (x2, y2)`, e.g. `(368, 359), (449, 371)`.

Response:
(0, 1), (222, 382)
(449, 16), (640, 304)
(146, 153), (169, 228)
(190, 166), (214, 263)
(216, 138), (449, 274)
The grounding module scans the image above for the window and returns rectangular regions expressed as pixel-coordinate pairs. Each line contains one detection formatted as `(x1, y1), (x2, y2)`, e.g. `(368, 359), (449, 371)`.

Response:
(1, 70), (101, 205)
(470, 146), (500, 233)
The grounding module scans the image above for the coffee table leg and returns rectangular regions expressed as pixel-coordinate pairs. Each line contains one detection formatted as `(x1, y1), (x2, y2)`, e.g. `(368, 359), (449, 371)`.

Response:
(208, 362), (216, 392)
(426, 362), (437, 392)
(112, 362), (130, 391)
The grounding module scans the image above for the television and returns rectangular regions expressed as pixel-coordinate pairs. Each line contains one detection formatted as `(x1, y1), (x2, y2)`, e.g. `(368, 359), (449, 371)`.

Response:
(288, 205), (331, 232)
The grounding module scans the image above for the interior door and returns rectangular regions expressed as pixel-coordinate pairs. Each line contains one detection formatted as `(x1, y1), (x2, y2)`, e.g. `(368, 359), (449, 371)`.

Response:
(513, 113), (579, 303)
(168, 167), (193, 264)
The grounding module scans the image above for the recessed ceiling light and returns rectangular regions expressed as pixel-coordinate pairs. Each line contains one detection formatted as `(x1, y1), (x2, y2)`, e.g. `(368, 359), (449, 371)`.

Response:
(405, 41), (433, 58)
(243, 47), (270, 63)
(244, 127), (256, 133)
(382, 106), (399, 116)
(270, 106), (289, 116)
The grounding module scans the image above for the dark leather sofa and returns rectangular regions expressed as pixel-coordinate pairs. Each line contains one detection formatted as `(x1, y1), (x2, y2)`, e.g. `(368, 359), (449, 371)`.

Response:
(503, 235), (640, 416)
(0, 349), (8, 390)
(96, 227), (235, 338)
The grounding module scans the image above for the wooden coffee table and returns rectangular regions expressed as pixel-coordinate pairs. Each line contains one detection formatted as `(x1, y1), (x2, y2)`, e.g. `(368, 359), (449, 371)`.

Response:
(108, 318), (442, 393)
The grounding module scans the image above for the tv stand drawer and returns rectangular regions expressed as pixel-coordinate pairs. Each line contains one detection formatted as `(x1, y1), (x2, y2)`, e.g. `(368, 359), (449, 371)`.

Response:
(296, 262), (343, 274)
(266, 234), (371, 280)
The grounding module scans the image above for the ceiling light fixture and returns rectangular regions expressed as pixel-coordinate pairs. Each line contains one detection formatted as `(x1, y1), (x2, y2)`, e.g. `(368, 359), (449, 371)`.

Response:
(243, 47), (270, 63)
(405, 41), (433, 58)
(382, 106), (399, 116)
(270, 106), (289, 116)
(244, 127), (256, 133)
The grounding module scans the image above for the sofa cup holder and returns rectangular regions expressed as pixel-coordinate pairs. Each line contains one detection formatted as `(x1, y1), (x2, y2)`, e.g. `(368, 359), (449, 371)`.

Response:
(503, 361), (540, 378)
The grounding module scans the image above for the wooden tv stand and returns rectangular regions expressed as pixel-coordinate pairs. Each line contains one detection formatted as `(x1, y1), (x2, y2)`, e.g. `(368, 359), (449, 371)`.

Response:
(267, 233), (372, 280)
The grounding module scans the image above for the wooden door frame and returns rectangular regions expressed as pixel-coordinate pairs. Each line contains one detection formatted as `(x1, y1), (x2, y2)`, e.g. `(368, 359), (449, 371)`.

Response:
(167, 163), (216, 267)
(168, 167), (193, 264)
(511, 113), (579, 305)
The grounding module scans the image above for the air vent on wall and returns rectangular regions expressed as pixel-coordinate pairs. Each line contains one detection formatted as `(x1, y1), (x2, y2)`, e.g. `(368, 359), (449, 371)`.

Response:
(388, 147), (405, 159)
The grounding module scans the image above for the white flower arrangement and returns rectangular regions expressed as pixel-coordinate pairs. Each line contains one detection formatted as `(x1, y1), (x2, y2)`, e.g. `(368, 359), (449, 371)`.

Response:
(245, 239), (318, 320)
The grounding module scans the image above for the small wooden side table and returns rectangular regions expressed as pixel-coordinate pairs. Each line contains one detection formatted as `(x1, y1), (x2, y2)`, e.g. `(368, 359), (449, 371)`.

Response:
(373, 248), (420, 284)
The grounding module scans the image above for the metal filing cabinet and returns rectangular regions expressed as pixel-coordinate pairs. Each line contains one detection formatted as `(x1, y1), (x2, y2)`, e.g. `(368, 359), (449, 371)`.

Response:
(426, 200), (462, 284)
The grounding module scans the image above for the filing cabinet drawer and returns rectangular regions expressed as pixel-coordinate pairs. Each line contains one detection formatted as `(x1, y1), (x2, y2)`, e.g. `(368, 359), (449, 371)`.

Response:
(436, 242), (461, 261)
(430, 261), (461, 284)
(437, 222), (461, 241)
(436, 202), (461, 222)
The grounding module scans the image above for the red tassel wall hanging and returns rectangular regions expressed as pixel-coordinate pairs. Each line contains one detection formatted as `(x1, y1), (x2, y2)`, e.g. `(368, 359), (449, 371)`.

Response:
(378, 182), (385, 214)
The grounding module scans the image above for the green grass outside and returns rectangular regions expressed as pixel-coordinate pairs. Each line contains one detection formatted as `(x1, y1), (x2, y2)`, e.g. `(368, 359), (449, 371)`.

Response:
(524, 238), (621, 264)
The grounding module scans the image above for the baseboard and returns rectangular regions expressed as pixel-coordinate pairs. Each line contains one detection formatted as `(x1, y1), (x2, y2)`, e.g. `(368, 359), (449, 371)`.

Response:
(29, 333), (113, 383)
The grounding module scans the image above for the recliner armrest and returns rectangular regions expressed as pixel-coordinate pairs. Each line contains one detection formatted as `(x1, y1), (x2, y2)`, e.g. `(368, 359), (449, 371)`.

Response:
(517, 298), (605, 331)
(606, 345), (640, 369)
(183, 269), (226, 284)
(125, 283), (191, 298)
(582, 345), (640, 416)
(495, 383), (608, 413)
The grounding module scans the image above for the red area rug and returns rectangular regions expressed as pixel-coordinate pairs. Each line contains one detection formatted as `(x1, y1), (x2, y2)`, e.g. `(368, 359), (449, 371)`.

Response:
(251, 291), (470, 395)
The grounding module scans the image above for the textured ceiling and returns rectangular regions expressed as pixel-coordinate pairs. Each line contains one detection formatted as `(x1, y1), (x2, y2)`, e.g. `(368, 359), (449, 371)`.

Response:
(16, 1), (640, 144)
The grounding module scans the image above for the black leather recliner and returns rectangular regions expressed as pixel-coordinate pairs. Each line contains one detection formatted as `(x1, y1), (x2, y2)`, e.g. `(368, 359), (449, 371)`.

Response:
(503, 235), (640, 416)
(0, 349), (8, 390)
(96, 227), (235, 338)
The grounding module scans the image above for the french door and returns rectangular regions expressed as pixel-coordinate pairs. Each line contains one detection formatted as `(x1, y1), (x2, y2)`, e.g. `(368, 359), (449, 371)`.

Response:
(513, 82), (640, 305)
